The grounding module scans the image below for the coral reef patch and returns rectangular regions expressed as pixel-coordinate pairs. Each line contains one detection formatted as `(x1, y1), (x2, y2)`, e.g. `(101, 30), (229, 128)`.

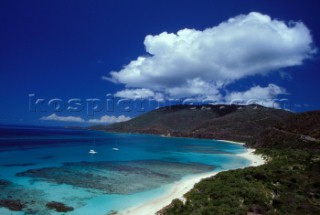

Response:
(17, 160), (214, 194)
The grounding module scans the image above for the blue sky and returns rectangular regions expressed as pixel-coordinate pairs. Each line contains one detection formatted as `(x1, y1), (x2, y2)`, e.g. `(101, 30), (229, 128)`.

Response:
(0, 0), (319, 126)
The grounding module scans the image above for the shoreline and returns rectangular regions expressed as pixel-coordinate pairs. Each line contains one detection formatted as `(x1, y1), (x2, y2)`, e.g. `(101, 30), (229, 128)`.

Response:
(216, 139), (246, 145)
(120, 146), (266, 215)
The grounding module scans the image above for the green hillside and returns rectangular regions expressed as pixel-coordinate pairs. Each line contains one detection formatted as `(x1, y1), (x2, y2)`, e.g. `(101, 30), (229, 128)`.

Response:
(160, 111), (320, 215)
(93, 104), (292, 142)
(249, 111), (320, 149)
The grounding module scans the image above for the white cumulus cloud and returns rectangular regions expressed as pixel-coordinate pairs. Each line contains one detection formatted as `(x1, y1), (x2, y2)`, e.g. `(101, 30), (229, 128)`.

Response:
(40, 114), (85, 123)
(104, 12), (315, 102)
(41, 114), (131, 124)
(88, 115), (131, 124)
(114, 88), (164, 101)
(224, 84), (287, 108)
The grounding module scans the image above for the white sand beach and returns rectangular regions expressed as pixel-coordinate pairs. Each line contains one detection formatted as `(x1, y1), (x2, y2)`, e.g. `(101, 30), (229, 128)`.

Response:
(120, 146), (266, 215)
(237, 148), (266, 167)
(216, 139), (247, 145)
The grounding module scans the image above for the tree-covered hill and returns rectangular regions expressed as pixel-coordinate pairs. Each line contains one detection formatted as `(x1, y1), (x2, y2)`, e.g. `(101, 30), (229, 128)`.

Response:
(159, 111), (320, 215)
(92, 104), (292, 142)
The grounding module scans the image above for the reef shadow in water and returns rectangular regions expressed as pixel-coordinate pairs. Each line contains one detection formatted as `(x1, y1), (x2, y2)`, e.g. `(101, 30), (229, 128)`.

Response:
(38, 155), (55, 160)
(0, 179), (54, 214)
(17, 160), (214, 195)
(0, 179), (76, 214)
(3, 163), (37, 167)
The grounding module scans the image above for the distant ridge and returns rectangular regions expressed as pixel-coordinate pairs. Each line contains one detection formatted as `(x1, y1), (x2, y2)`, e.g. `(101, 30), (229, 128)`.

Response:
(249, 110), (320, 149)
(91, 104), (293, 143)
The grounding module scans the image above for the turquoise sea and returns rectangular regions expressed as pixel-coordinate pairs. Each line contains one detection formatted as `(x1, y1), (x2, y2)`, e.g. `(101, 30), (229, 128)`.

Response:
(0, 125), (250, 215)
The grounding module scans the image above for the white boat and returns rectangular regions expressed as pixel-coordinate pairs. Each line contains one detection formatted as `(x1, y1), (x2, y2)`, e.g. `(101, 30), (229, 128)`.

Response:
(89, 138), (98, 154)
(112, 141), (120, 151)
(89, 149), (98, 154)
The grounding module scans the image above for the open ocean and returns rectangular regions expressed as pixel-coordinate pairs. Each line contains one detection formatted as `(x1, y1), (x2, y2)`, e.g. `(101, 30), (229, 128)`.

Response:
(0, 125), (250, 215)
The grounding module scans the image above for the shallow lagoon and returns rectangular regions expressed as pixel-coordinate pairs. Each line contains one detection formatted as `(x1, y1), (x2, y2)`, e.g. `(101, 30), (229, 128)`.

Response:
(0, 125), (249, 214)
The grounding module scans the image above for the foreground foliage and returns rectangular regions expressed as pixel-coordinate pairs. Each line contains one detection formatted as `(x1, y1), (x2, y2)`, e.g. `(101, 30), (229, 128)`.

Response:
(161, 149), (320, 215)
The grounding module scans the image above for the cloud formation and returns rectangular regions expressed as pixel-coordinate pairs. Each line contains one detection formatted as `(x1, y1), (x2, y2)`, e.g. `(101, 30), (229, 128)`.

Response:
(225, 84), (287, 108)
(104, 12), (315, 102)
(41, 114), (131, 124)
(88, 115), (131, 124)
(114, 88), (164, 101)
(41, 114), (85, 123)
